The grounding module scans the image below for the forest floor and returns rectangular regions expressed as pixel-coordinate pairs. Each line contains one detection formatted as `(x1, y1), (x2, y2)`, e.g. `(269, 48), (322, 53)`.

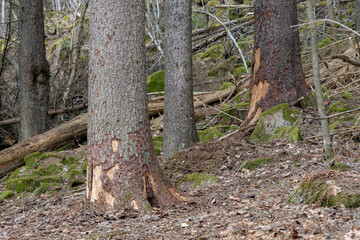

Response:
(1, 99), (360, 240)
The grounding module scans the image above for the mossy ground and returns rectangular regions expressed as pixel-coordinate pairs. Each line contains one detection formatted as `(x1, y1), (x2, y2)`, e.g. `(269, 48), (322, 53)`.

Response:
(3, 149), (87, 198)
(243, 158), (272, 171)
(177, 173), (217, 189)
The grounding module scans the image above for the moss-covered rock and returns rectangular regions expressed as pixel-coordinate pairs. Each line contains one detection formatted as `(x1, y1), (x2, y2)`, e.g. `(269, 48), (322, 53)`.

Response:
(242, 158), (271, 171)
(178, 173), (218, 189)
(0, 190), (13, 202)
(200, 44), (224, 61)
(289, 172), (360, 208)
(250, 104), (300, 143)
(198, 126), (224, 142)
(270, 126), (302, 143)
(146, 70), (165, 93)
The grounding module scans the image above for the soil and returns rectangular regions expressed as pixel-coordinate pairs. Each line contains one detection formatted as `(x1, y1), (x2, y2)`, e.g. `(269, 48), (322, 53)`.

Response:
(1, 92), (360, 239)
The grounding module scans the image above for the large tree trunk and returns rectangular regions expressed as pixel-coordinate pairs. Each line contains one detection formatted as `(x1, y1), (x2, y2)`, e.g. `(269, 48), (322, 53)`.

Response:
(245, 0), (309, 125)
(19, 0), (50, 141)
(0, 114), (87, 178)
(87, 0), (188, 213)
(163, 0), (199, 161)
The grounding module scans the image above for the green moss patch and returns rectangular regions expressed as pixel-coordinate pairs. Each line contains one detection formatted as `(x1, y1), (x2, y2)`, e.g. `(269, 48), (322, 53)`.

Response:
(198, 127), (224, 142)
(329, 162), (349, 172)
(0, 190), (13, 202)
(200, 44), (224, 61)
(219, 82), (235, 91)
(178, 173), (218, 189)
(289, 172), (360, 208)
(146, 70), (164, 93)
(328, 101), (353, 114)
(250, 104), (299, 143)
(24, 152), (42, 167)
(270, 126), (302, 143)
(243, 158), (272, 171)
(342, 91), (352, 99)
(153, 136), (163, 155)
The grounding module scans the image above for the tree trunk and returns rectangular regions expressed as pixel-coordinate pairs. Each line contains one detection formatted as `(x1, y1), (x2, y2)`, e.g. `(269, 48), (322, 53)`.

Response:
(87, 0), (188, 213)
(245, 0), (309, 125)
(306, 0), (333, 159)
(163, 0), (199, 161)
(19, 0), (50, 141)
(356, 0), (360, 42)
(0, 114), (87, 178)
(326, 0), (338, 55)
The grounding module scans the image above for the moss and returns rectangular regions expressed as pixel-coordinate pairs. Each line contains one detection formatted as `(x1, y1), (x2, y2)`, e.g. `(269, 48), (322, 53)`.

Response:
(57, 144), (74, 151)
(342, 91), (352, 99)
(318, 38), (332, 48)
(328, 101), (352, 114)
(250, 104), (299, 143)
(198, 127), (224, 142)
(219, 82), (235, 91)
(329, 120), (343, 131)
(39, 153), (59, 160)
(289, 177), (360, 208)
(61, 157), (77, 165)
(82, 162), (87, 174)
(0, 190), (13, 201)
(24, 152), (42, 167)
(243, 158), (271, 171)
(300, 95), (315, 108)
(200, 44), (224, 61)
(6, 177), (38, 193)
(178, 173), (217, 189)
(329, 162), (349, 172)
(65, 169), (82, 179)
(146, 70), (165, 93)
(35, 183), (60, 196)
(234, 66), (247, 77)
(153, 136), (163, 155)
(123, 191), (132, 202)
(270, 126), (302, 143)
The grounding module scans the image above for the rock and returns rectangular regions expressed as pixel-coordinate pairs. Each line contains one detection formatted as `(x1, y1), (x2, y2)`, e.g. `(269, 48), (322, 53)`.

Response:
(250, 103), (300, 143)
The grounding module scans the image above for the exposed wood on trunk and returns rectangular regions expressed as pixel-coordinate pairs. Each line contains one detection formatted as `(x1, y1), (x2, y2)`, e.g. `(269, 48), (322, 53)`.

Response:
(0, 114), (87, 178)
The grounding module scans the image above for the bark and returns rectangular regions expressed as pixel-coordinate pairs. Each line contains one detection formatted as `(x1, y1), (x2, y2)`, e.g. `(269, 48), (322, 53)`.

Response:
(306, 0), (333, 159)
(87, 0), (188, 213)
(356, 0), (360, 42)
(19, 0), (50, 141)
(163, 0), (199, 161)
(0, 114), (87, 178)
(326, 0), (338, 55)
(245, 0), (309, 125)
(62, 0), (89, 107)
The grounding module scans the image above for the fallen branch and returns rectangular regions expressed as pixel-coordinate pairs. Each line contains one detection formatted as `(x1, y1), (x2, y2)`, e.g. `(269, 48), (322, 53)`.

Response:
(331, 54), (360, 67)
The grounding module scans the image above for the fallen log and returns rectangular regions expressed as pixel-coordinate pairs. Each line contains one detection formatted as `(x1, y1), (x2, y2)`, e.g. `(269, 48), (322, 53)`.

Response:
(0, 113), (87, 178)
(0, 87), (238, 178)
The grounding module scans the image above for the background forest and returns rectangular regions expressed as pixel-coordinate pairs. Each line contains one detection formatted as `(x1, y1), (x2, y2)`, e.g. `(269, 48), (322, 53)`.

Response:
(0, 0), (360, 239)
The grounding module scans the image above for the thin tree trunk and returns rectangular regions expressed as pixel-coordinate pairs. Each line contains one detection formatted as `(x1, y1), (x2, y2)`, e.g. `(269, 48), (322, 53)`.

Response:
(87, 0), (188, 213)
(326, 0), (338, 55)
(306, 0), (333, 159)
(356, 0), (360, 42)
(163, 0), (199, 161)
(62, 0), (89, 106)
(245, 0), (309, 125)
(19, 0), (50, 141)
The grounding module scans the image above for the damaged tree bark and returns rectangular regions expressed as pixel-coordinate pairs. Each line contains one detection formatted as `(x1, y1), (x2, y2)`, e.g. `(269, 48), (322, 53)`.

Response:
(245, 0), (309, 125)
(87, 0), (189, 213)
